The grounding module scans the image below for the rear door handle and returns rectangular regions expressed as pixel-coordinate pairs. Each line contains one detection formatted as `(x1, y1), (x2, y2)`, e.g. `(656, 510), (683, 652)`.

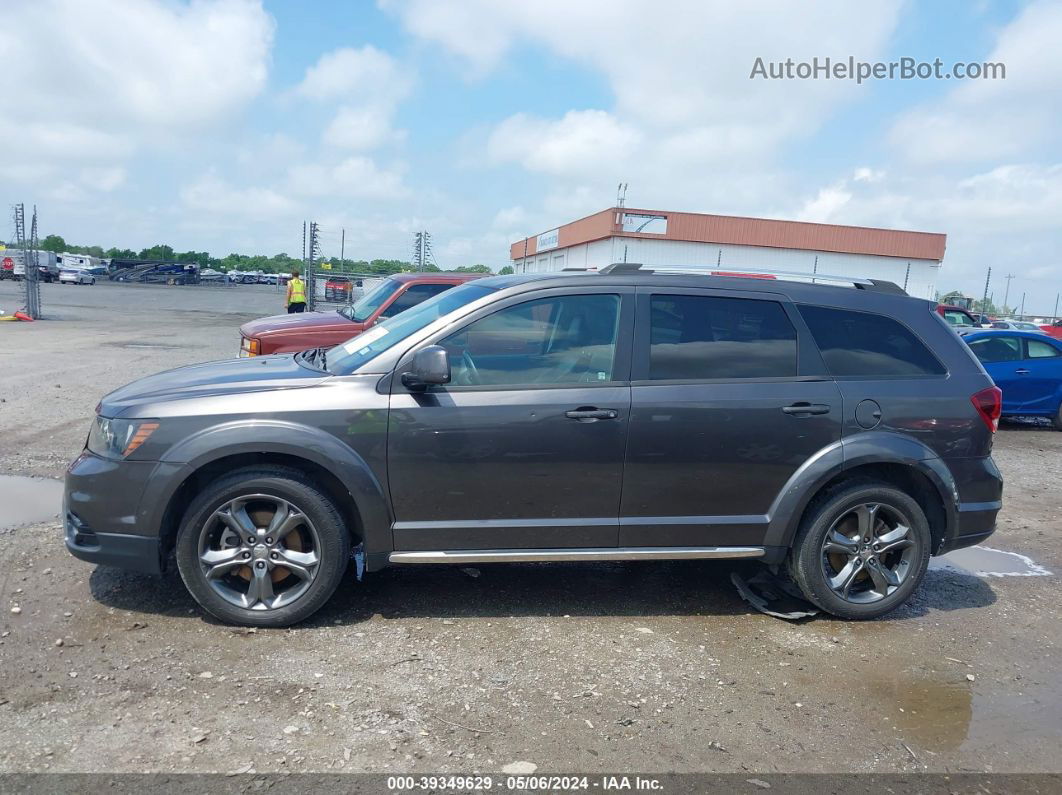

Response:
(782, 402), (831, 416)
(1015, 368), (1030, 375)
(565, 407), (619, 421)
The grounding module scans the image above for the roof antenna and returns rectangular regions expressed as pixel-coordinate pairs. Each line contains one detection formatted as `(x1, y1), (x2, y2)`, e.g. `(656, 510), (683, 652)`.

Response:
(616, 182), (628, 208)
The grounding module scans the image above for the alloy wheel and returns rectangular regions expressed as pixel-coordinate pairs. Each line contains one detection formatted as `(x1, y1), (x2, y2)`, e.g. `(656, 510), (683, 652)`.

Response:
(820, 502), (917, 604)
(197, 494), (322, 611)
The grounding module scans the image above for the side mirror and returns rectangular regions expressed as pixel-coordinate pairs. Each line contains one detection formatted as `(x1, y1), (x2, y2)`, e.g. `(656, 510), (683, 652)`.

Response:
(401, 345), (450, 391)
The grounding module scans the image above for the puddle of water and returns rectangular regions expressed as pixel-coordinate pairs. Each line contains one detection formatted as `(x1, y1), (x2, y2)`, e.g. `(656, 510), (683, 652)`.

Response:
(0, 475), (64, 530)
(931, 545), (1053, 578)
(869, 673), (973, 751)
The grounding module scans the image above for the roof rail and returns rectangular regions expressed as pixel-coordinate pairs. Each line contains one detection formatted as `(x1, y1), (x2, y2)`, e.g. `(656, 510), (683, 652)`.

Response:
(596, 262), (906, 294)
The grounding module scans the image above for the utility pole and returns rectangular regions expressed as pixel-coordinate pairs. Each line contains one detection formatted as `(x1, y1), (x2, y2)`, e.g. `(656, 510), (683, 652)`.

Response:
(1019, 292), (1026, 318)
(412, 231), (435, 270)
(980, 267), (991, 318)
(306, 221), (321, 311)
(1054, 293), (1060, 322)
(617, 182), (628, 208)
(340, 228), (345, 271)
(1003, 273), (1014, 311)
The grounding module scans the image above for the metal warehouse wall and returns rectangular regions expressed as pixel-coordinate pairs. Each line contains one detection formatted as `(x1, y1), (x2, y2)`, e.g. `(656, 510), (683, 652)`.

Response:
(514, 237), (940, 299)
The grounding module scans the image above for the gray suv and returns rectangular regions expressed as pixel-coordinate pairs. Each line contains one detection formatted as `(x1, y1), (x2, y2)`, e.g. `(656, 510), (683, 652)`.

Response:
(64, 265), (1003, 626)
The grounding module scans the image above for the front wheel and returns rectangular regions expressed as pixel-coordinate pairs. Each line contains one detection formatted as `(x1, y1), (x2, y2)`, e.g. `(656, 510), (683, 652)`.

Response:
(788, 481), (930, 619)
(175, 466), (352, 627)
(1052, 404), (1062, 431)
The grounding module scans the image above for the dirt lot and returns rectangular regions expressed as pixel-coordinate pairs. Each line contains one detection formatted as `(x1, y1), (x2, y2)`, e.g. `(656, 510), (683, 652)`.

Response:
(0, 280), (1060, 775)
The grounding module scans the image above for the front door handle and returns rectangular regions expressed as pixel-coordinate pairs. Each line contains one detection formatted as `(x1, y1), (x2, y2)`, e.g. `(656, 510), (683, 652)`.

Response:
(782, 402), (831, 416)
(565, 407), (619, 421)
(1015, 368), (1030, 375)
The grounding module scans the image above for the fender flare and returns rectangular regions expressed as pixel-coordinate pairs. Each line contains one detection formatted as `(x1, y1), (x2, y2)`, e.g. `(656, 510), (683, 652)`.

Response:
(763, 432), (958, 550)
(148, 419), (392, 557)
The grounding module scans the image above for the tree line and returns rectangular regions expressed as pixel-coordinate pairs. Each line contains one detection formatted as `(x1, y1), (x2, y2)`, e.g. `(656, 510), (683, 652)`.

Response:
(13, 234), (500, 276)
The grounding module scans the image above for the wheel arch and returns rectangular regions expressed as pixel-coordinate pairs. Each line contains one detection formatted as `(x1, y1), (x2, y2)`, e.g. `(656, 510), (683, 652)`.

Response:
(153, 421), (392, 569)
(765, 432), (957, 555)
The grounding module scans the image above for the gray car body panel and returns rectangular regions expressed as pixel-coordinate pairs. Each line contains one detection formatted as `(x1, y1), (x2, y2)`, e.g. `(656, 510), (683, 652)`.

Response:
(65, 270), (1002, 576)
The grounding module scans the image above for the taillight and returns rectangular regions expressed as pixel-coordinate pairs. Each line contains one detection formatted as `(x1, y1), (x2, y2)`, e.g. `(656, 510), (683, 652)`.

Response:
(971, 386), (1002, 432)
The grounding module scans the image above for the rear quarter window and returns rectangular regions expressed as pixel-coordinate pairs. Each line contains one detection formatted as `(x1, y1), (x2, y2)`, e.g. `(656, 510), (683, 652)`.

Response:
(798, 305), (946, 377)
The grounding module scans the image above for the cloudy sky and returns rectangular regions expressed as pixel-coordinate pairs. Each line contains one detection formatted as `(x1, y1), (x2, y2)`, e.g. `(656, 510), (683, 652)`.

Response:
(1, 0), (1059, 311)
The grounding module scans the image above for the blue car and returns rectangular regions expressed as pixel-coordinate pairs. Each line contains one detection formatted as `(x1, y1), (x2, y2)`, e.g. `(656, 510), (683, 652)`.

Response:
(964, 330), (1062, 429)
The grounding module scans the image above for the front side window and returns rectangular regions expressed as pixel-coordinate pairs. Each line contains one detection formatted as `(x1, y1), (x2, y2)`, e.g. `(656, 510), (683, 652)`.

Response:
(648, 295), (797, 380)
(380, 283), (453, 318)
(439, 294), (621, 387)
(1026, 338), (1061, 359)
(799, 305), (946, 376)
(967, 335), (1022, 364)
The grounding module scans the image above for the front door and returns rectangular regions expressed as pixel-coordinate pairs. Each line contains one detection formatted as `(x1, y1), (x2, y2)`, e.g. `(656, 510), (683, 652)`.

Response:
(387, 289), (634, 550)
(620, 288), (842, 547)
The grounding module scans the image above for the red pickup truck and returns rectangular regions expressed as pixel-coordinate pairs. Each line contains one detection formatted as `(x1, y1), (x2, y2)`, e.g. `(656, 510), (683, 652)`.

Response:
(239, 272), (484, 356)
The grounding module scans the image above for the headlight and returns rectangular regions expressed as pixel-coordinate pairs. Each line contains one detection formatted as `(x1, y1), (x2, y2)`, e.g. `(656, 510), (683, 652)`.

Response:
(240, 336), (261, 357)
(87, 417), (159, 459)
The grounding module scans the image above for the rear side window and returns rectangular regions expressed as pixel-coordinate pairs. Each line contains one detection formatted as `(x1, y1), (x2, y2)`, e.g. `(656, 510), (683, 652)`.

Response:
(649, 295), (797, 380)
(798, 305), (946, 377)
(1026, 338), (1061, 359)
(967, 336), (1021, 363)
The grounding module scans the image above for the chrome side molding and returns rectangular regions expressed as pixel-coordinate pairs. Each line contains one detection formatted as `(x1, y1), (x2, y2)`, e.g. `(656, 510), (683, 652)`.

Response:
(388, 546), (765, 564)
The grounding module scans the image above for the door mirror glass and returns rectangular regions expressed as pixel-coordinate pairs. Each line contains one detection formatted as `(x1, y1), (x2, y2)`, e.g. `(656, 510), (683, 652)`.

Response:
(402, 345), (451, 390)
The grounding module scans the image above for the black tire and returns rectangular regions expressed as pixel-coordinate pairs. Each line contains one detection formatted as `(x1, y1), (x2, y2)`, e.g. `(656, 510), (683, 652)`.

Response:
(1052, 404), (1062, 431)
(788, 480), (931, 619)
(175, 465), (351, 627)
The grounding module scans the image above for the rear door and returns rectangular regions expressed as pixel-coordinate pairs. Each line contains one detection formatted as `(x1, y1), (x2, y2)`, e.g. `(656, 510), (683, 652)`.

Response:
(620, 287), (842, 548)
(1017, 336), (1062, 414)
(966, 335), (1025, 412)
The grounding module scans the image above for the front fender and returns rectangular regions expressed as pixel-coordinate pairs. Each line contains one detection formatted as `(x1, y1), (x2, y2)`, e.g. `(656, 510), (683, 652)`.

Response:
(763, 431), (958, 550)
(148, 419), (392, 558)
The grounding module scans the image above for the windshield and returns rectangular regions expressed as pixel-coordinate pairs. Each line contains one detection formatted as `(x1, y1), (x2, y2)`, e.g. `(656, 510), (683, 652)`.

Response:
(327, 283), (496, 373)
(349, 279), (401, 322)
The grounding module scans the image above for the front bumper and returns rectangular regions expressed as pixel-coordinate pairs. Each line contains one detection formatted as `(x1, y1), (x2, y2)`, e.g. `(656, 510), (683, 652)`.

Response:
(64, 450), (164, 574)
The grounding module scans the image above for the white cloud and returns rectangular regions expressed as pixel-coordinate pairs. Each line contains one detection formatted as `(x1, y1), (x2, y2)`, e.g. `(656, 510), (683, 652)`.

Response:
(180, 174), (297, 220)
(295, 45), (411, 103)
(889, 1), (1062, 164)
(0, 0), (273, 194)
(287, 157), (409, 200)
(796, 182), (854, 223)
(295, 45), (413, 151)
(323, 106), (401, 150)
(488, 110), (641, 176)
(0, 0), (272, 127)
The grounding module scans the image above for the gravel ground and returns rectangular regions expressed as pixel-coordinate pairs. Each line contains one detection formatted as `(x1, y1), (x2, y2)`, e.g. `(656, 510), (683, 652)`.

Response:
(0, 280), (1060, 775)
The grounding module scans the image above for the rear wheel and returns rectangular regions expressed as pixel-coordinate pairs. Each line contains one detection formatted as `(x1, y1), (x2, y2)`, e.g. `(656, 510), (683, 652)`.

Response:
(1053, 404), (1062, 431)
(788, 481), (930, 619)
(175, 466), (351, 627)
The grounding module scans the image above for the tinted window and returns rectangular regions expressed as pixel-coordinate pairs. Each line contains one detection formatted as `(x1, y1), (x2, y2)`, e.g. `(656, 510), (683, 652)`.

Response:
(381, 283), (453, 318)
(649, 295), (796, 380)
(942, 310), (971, 326)
(1026, 339), (1061, 359)
(799, 305), (946, 376)
(440, 294), (620, 387)
(967, 336), (1021, 364)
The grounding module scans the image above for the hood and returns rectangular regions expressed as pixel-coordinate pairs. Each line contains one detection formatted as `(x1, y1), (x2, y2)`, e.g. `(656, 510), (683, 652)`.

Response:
(100, 355), (328, 416)
(240, 310), (360, 338)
